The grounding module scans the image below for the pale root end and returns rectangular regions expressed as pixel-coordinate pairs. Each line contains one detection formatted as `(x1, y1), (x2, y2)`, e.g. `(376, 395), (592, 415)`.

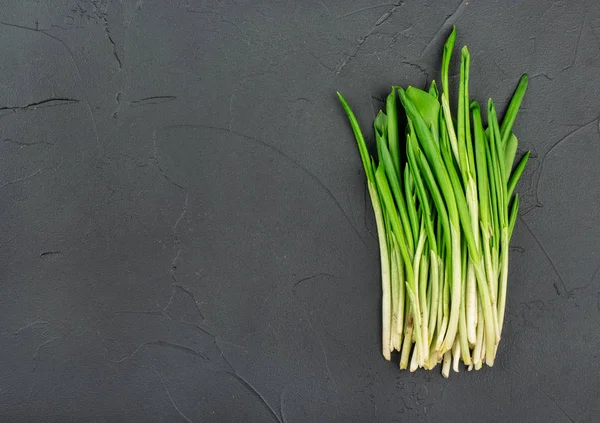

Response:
(441, 351), (451, 378)
(452, 340), (460, 372)
(410, 345), (419, 372)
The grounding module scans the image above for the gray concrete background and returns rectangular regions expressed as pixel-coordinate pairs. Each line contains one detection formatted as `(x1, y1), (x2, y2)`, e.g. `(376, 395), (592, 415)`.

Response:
(0, 1), (598, 421)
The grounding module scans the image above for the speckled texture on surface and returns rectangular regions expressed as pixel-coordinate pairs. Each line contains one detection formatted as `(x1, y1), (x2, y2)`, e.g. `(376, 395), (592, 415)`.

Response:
(0, 1), (598, 422)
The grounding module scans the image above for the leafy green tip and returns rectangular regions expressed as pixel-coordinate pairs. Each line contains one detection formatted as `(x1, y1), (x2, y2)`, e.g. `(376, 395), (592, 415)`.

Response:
(461, 45), (470, 58)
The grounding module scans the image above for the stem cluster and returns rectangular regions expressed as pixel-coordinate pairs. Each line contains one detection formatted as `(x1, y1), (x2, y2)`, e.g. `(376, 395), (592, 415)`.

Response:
(337, 27), (530, 377)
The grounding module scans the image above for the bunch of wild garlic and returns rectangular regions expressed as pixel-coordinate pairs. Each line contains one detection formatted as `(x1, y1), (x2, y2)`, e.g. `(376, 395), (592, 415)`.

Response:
(338, 27), (529, 377)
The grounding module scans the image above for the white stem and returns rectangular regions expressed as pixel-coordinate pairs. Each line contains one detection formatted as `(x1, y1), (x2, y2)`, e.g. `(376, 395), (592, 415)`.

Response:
(497, 227), (510, 338)
(458, 251), (473, 366)
(419, 250), (430, 364)
(481, 335), (487, 366)
(452, 339), (461, 372)
(368, 181), (391, 360)
(426, 342), (438, 370)
(465, 178), (480, 348)
(491, 244), (499, 292)
(436, 261), (449, 352)
(442, 224), (461, 353)
(396, 239), (405, 346)
(390, 246), (400, 352)
(400, 313), (413, 369)
(441, 350), (452, 378)
(483, 229), (501, 344)
(473, 261), (497, 367)
(427, 252), (440, 345)
(410, 342), (419, 372)
(473, 295), (484, 370)
(482, 229), (497, 305)
(466, 260), (477, 346)
(412, 227), (427, 366)
(436, 316), (448, 353)
(435, 259), (445, 350)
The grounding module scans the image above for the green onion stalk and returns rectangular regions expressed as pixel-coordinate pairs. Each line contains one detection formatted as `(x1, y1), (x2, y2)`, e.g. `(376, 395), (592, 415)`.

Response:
(337, 26), (529, 376)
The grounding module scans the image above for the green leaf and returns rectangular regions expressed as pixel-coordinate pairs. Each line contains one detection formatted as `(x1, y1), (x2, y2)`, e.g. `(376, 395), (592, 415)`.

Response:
(461, 47), (476, 178)
(404, 164), (420, 247)
(378, 133), (415, 252)
(441, 26), (457, 98)
(337, 92), (374, 182)
(485, 130), (500, 248)
(386, 88), (401, 174)
(488, 99), (507, 227)
(406, 86), (440, 136)
(471, 101), (490, 229)
(374, 110), (387, 137)
(375, 164), (415, 282)
(400, 88), (481, 263)
(406, 134), (439, 254)
(500, 74), (528, 145)
(457, 47), (469, 176)
(508, 194), (520, 239)
(408, 134), (452, 259)
(508, 151), (530, 198)
(375, 110), (388, 162)
(428, 80), (439, 98)
(504, 132), (518, 176)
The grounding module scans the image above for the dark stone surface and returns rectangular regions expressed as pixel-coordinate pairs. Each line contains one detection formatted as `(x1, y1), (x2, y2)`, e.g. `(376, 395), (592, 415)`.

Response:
(0, 1), (598, 421)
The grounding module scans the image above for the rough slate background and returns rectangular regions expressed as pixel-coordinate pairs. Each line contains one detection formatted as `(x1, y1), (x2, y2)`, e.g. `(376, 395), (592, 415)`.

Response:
(0, 0), (598, 422)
